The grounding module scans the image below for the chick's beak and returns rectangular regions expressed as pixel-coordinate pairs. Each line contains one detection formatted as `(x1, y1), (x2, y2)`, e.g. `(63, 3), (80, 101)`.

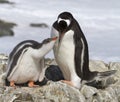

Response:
(52, 36), (58, 41)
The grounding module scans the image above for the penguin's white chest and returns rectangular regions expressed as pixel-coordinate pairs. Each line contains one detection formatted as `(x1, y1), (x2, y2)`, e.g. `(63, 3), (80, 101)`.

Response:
(55, 30), (79, 81)
(8, 48), (44, 84)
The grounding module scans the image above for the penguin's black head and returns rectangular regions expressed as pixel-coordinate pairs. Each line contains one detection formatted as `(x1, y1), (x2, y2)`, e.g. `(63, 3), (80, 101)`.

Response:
(57, 12), (73, 32)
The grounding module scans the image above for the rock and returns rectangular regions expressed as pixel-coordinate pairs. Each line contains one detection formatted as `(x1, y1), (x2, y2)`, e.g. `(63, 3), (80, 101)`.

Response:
(92, 86), (120, 102)
(0, 19), (16, 37)
(0, 0), (9, 3)
(0, 53), (8, 64)
(89, 60), (108, 72)
(109, 62), (120, 79)
(0, 54), (119, 102)
(45, 58), (55, 66)
(106, 62), (120, 87)
(0, 82), (85, 102)
(0, 0), (13, 4)
(30, 23), (49, 28)
(80, 84), (120, 102)
(80, 85), (98, 101)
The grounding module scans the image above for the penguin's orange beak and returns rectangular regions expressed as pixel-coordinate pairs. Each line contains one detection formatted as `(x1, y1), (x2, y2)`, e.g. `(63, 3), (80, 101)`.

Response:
(52, 36), (58, 41)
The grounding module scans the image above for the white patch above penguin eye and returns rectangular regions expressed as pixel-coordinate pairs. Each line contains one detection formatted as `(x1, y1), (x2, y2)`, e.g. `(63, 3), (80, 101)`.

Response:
(58, 18), (71, 27)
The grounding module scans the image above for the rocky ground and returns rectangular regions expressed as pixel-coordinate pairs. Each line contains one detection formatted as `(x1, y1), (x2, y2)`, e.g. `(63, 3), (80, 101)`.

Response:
(0, 54), (120, 102)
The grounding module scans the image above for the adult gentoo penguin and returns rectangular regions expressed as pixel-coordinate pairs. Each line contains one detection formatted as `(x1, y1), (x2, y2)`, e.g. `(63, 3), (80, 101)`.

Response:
(6, 37), (57, 87)
(51, 12), (116, 89)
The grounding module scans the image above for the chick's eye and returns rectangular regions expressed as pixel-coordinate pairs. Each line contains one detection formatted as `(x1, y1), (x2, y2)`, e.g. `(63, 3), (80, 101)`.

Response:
(47, 40), (50, 43)
(46, 39), (51, 43)
(47, 39), (51, 42)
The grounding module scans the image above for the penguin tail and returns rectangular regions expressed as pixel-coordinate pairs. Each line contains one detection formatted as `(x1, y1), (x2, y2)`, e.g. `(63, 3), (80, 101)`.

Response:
(97, 70), (116, 78)
(83, 70), (117, 89)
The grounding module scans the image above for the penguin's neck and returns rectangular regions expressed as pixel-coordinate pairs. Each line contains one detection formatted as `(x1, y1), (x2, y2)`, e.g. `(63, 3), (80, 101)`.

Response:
(31, 44), (52, 59)
(58, 30), (74, 48)
(38, 45), (51, 57)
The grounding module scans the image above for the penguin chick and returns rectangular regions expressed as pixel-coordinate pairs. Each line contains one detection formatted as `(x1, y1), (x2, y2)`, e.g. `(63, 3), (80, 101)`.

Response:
(51, 11), (116, 89)
(6, 37), (58, 87)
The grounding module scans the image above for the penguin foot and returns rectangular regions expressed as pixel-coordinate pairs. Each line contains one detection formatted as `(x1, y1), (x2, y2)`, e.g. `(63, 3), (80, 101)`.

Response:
(28, 81), (39, 87)
(61, 80), (74, 87)
(10, 81), (16, 87)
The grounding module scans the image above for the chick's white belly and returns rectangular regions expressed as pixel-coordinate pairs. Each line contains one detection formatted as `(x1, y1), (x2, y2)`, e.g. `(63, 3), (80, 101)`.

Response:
(8, 55), (40, 84)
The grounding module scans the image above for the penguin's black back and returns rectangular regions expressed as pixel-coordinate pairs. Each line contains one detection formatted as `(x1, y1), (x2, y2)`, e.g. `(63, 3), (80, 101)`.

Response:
(72, 18), (91, 80)
(7, 40), (42, 77)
